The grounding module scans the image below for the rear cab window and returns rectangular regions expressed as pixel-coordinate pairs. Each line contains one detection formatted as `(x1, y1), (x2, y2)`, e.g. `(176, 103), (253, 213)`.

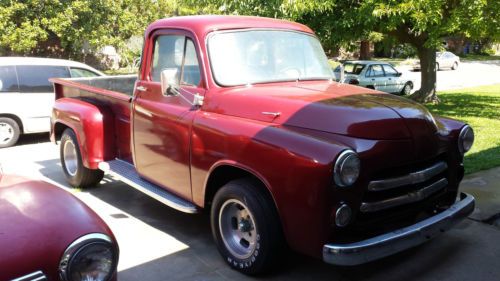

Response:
(0, 66), (19, 92)
(16, 65), (70, 93)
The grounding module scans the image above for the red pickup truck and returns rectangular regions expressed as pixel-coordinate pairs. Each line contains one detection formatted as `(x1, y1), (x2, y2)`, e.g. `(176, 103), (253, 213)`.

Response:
(50, 15), (475, 274)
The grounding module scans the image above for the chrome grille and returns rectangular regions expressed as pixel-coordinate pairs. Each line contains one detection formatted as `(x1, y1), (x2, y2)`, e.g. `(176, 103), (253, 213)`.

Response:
(10, 271), (47, 281)
(361, 161), (448, 213)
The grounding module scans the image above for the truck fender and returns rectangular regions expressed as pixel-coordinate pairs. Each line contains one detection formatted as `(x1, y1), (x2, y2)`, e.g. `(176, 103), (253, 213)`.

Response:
(52, 98), (115, 169)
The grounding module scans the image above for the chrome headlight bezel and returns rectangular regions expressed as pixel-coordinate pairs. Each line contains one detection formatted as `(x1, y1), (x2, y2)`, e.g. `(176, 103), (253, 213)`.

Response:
(59, 233), (118, 281)
(333, 150), (361, 187)
(458, 125), (474, 155)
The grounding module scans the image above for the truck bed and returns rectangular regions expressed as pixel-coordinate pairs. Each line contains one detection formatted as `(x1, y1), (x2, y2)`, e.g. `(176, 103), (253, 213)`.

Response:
(51, 74), (137, 163)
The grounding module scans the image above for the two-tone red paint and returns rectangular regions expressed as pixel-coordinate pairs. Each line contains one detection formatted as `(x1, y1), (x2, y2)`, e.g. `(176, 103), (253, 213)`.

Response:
(50, 16), (467, 258)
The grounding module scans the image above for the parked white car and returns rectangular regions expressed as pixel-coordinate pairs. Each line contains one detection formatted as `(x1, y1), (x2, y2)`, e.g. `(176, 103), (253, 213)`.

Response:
(334, 61), (414, 95)
(412, 51), (460, 71)
(0, 57), (104, 148)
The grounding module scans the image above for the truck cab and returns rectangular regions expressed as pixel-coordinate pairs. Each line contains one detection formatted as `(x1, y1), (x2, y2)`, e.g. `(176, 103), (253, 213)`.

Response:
(50, 16), (475, 274)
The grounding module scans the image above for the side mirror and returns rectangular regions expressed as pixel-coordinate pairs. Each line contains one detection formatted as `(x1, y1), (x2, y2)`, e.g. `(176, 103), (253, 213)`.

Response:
(396, 72), (402, 77)
(160, 68), (179, 96)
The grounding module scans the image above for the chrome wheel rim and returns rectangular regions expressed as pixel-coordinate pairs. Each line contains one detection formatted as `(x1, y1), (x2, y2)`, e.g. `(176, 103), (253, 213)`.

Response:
(219, 199), (258, 260)
(63, 139), (78, 176)
(0, 122), (14, 145)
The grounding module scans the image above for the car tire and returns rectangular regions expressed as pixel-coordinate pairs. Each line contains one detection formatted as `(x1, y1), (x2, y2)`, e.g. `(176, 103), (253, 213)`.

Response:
(452, 62), (458, 70)
(211, 179), (284, 275)
(436, 62), (440, 71)
(400, 82), (413, 95)
(0, 117), (21, 148)
(60, 128), (104, 188)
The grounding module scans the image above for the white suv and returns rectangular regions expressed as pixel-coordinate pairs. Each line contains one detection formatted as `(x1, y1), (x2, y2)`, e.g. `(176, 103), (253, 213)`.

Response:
(0, 57), (104, 148)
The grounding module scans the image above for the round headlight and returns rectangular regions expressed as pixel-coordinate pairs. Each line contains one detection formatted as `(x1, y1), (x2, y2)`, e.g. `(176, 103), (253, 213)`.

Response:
(334, 150), (360, 187)
(59, 233), (118, 281)
(458, 125), (474, 154)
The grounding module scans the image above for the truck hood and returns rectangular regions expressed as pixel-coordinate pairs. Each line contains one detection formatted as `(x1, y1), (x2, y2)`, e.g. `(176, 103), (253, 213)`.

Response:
(0, 175), (113, 280)
(205, 81), (437, 140)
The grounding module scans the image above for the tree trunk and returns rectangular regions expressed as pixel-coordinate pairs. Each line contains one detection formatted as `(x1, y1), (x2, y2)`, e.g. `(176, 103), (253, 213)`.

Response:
(409, 46), (439, 103)
(359, 40), (371, 60)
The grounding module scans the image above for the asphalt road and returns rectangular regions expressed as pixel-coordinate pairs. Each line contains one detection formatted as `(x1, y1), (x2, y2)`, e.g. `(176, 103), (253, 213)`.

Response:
(1, 134), (500, 281)
(397, 60), (500, 92)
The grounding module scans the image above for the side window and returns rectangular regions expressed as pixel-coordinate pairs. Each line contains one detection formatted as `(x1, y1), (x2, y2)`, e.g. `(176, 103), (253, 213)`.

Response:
(366, 65), (384, 77)
(382, 65), (398, 77)
(182, 39), (201, 86)
(151, 35), (185, 82)
(70, 68), (100, 78)
(151, 35), (201, 86)
(17, 65), (70, 93)
(0, 66), (19, 92)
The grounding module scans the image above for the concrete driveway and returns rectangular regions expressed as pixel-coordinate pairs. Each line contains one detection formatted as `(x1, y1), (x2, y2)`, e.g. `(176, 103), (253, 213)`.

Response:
(397, 60), (500, 92)
(1, 134), (500, 281)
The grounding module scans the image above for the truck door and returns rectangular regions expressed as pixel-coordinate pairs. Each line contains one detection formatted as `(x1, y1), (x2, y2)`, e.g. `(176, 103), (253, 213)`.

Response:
(132, 31), (204, 201)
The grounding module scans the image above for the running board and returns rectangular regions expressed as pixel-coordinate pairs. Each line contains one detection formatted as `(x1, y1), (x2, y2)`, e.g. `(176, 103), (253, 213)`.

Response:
(98, 159), (199, 214)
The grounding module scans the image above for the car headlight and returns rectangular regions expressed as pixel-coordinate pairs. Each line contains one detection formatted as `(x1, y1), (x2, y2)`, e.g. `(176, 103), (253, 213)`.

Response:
(59, 233), (118, 281)
(458, 125), (474, 154)
(333, 150), (360, 187)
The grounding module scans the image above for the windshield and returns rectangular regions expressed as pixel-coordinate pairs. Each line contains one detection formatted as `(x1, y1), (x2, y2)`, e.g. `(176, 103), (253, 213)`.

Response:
(208, 30), (333, 86)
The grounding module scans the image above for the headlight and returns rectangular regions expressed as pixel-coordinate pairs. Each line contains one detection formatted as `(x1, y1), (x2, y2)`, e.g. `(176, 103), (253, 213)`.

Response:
(458, 125), (474, 154)
(333, 150), (360, 187)
(59, 233), (118, 281)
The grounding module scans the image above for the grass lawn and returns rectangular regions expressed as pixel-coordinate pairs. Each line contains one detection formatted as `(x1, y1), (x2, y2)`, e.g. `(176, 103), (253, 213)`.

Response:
(425, 84), (500, 174)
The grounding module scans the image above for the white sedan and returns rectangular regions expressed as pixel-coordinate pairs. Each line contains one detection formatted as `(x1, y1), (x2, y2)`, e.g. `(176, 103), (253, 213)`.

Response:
(334, 61), (414, 95)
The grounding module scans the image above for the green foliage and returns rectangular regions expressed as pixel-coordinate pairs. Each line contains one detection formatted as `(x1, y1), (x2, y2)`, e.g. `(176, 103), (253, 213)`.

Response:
(425, 84), (500, 174)
(0, 0), (180, 58)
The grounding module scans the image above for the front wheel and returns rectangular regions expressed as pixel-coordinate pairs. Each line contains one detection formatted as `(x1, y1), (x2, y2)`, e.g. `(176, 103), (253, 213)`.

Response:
(60, 128), (103, 188)
(211, 179), (284, 275)
(452, 62), (458, 70)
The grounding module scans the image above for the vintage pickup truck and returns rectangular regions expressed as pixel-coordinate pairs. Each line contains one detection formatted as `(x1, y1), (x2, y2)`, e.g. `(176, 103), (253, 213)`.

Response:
(50, 15), (475, 274)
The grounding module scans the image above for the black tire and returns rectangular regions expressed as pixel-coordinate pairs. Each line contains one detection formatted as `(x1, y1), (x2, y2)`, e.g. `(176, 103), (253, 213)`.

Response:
(211, 179), (284, 275)
(452, 62), (458, 70)
(436, 62), (440, 71)
(400, 82), (413, 95)
(0, 117), (20, 148)
(60, 128), (104, 188)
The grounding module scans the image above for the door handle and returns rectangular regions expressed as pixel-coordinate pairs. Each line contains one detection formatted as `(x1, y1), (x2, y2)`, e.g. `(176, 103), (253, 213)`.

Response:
(136, 86), (147, 92)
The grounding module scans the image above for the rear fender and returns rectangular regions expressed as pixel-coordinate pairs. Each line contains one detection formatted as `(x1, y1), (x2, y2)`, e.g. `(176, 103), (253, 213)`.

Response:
(51, 98), (115, 169)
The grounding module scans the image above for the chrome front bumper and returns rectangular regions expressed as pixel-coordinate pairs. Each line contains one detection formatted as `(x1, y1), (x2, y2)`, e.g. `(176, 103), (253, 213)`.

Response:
(323, 192), (475, 266)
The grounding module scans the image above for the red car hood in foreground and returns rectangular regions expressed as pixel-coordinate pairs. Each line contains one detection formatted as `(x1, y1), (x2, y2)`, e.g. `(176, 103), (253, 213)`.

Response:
(0, 175), (114, 280)
(205, 81), (438, 140)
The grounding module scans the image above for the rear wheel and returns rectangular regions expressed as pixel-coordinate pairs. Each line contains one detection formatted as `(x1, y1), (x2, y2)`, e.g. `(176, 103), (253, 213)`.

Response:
(401, 82), (413, 95)
(60, 128), (103, 188)
(211, 179), (284, 275)
(0, 117), (20, 148)
(436, 62), (440, 71)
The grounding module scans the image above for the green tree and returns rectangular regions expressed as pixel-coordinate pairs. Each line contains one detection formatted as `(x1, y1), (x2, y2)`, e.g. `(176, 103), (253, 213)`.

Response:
(0, 0), (179, 59)
(186, 0), (499, 103)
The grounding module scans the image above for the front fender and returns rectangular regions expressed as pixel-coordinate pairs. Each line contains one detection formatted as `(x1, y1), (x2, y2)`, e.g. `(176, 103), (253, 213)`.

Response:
(51, 98), (115, 169)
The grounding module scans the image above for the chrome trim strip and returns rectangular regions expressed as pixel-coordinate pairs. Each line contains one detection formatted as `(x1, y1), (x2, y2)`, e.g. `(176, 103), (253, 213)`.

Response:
(368, 161), (448, 191)
(99, 159), (199, 214)
(10, 271), (47, 281)
(323, 193), (475, 265)
(361, 178), (448, 213)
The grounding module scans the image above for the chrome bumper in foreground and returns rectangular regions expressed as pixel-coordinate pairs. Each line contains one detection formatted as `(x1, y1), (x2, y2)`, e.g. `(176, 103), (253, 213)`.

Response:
(323, 192), (475, 266)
